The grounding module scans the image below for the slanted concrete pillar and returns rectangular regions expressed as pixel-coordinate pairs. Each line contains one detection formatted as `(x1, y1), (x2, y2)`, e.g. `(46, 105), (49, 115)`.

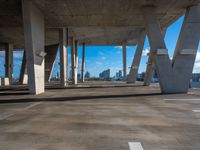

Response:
(127, 32), (146, 83)
(19, 50), (28, 84)
(59, 28), (68, 87)
(22, 0), (45, 94)
(122, 45), (127, 81)
(45, 44), (58, 82)
(144, 28), (167, 86)
(5, 43), (13, 84)
(81, 43), (85, 82)
(143, 5), (200, 93)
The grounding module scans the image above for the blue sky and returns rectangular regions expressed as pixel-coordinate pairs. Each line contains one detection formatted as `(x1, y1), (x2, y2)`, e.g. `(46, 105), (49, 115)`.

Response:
(0, 16), (199, 79)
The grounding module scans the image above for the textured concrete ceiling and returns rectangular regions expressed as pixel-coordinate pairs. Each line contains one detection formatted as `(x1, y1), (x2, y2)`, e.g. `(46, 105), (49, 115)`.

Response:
(0, 0), (199, 48)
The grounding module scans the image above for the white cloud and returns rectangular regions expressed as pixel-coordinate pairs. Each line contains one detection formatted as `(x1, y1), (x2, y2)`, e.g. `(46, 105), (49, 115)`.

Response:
(98, 51), (105, 56)
(0, 51), (23, 59)
(95, 61), (102, 65)
(13, 51), (23, 58)
(85, 60), (90, 63)
(142, 47), (150, 56)
(101, 56), (106, 60)
(0, 51), (5, 57)
(114, 46), (122, 50)
(116, 50), (121, 54)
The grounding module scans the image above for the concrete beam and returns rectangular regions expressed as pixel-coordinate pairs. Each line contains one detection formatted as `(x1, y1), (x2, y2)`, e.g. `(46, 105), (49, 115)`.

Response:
(122, 45), (127, 81)
(22, 0), (45, 94)
(5, 43), (13, 84)
(59, 28), (68, 87)
(127, 31), (146, 83)
(143, 5), (200, 93)
(81, 43), (85, 82)
(45, 44), (58, 82)
(144, 28), (167, 86)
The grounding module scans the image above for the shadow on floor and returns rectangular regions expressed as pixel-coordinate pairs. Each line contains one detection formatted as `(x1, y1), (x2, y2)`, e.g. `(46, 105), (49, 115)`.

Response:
(0, 92), (163, 104)
(0, 83), (144, 91)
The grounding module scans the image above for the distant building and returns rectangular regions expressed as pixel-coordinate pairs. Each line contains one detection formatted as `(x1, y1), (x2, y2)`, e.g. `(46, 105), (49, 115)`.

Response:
(78, 73), (81, 81)
(152, 71), (158, 83)
(190, 73), (200, 88)
(116, 72), (119, 80)
(115, 70), (123, 81)
(191, 73), (200, 82)
(99, 69), (110, 80)
(119, 70), (122, 79)
(69, 70), (72, 80)
(137, 72), (145, 81)
(84, 71), (90, 80)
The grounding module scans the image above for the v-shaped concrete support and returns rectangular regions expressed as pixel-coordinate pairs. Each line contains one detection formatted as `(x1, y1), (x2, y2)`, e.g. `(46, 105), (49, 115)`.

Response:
(127, 31), (146, 83)
(143, 5), (200, 93)
(144, 28), (167, 86)
(19, 50), (27, 84)
(45, 44), (59, 82)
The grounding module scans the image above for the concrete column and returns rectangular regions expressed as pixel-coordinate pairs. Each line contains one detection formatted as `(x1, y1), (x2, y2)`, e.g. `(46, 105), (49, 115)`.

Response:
(45, 44), (58, 82)
(144, 28), (167, 86)
(81, 43), (85, 82)
(122, 45), (126, 81)
(22, 0), (45, 94)
(127, 32), (146, 83)
(71, 37), (75, 84)
(143, 5), (200, 93)
(19, 50), (27, 84)
(74, 40), (79, 84)
(59, 28), (68, 87)
(5, 43), (13, 84)
(171, 5), (200, 93)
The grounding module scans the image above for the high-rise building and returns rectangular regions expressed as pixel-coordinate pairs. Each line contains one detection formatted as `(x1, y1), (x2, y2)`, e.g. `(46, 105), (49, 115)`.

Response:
(137, 72), (145, 81)
(99, 69), (110, 80)
(84, 71), (90, 80)
(115, 70), (123, 81)
(118, 70), (122, 80)
(191, 73), (200, 82)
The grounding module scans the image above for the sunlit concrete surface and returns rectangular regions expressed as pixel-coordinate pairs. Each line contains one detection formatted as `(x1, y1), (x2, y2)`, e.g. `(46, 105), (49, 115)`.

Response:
(0, 82), (200, 150)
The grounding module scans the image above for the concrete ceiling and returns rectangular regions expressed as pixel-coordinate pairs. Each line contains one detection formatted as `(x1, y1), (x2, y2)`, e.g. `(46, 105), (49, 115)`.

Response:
(0, 0), (199, 48)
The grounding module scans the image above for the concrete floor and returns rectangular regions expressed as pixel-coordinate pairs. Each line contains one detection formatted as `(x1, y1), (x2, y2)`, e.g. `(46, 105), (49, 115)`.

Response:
(0, 82), (200, 150)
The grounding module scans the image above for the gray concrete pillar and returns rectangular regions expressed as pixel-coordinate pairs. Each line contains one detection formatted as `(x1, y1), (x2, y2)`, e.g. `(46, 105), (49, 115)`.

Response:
(74, 40), (79, 84)
(143, 5), (200, 93)
(5, 43), (13, 84)
(122, 45), (127, 81)
(127, 32), (146, 83)
(19, 50), (27, 84)
(81, 43), (85, 82)
(45, 44), (59, 82)
(59, 28), (68, 87)
(22, 0), (45, 94)
(71, 37), (75, 84)
(144, 28), (167, 86)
